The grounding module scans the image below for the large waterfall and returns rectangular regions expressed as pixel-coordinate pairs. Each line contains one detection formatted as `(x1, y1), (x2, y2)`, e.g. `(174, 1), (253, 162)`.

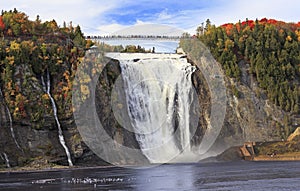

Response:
(108, 53), (198, 163)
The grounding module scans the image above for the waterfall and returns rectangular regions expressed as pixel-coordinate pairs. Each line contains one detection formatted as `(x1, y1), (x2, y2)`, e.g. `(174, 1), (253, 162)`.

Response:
(0, 89), (22, 151)
(41, 71), (73, 166)
(1, 152), (11, 168)
(109, 53), (197, 163)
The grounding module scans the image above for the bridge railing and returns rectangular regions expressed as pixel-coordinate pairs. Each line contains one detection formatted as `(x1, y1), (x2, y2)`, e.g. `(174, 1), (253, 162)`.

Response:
(85, 35), (193, 41)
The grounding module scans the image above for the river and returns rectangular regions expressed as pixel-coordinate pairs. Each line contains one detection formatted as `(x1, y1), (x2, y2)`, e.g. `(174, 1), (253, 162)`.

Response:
(0, 161), (299, 190)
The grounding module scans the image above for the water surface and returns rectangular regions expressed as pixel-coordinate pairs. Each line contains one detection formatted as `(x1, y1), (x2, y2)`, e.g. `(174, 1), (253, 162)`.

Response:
(1, 161), (300, 191)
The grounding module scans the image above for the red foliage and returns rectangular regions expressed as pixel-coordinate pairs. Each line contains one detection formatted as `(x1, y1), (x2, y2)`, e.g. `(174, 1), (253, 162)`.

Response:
(259, 18), (268, 23)
(267, 19), (278, 25)
(0, 16), (5, 30)
(221, 18), (300, 34)
(241, 20), (255, 29)
(220, 18), (300, 36)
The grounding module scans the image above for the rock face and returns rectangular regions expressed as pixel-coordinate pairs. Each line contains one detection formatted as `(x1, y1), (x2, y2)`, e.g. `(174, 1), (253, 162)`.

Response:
(0, 53), (297, 168)
(288, 127), (300, 142)
(208, 60), (286, 154)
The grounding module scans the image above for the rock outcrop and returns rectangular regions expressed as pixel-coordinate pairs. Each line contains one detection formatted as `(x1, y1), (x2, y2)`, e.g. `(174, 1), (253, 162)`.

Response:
(288, 127), (300, 142)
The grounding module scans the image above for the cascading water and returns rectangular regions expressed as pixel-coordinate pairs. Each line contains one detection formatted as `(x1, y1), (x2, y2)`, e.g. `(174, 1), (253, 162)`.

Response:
(0, 89), (22, 151)
(108, 53), (198, 163)
(41, 71), (73, 166)
(1, 152), (11, 168)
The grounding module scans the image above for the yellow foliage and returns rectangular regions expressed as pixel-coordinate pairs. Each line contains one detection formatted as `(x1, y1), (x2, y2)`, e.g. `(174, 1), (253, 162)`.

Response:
(286, 35), (292, 42)
(10, 90), (15, 96)
(7, 81), (12, 89)
(225, 39), (234, 50)
(63, 71), (70, 81)
(71, 47), (77, 53)
(10, 41), (20, 51)
(78, 57), (84, 62)
(79, 75), (91, 83)
(295, 30), (300, 37)
(42, 93), (49, 100)
(6, 56), (15, 65)
(57, 60), (63, 64)
(62, 86), (69, 92)
(295, 30), (300, 42)
(83, 77), (91, 83)
(80, 85), (90, 96)
(15, 94), (24, 102)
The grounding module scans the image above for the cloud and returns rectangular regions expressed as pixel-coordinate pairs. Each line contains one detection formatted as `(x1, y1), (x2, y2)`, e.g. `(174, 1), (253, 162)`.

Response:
(1, 0), (119, 33)
(202, 0), (300, 25)
(1, 0), (300, 36)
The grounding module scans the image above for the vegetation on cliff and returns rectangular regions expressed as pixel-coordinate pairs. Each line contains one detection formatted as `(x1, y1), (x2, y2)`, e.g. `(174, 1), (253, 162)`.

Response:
(0, 9), (90, 128)
(197, 18), (300, 114)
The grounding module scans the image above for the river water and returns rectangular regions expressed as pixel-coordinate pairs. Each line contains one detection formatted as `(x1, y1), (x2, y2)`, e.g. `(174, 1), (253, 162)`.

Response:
(0, 161), (299, 191)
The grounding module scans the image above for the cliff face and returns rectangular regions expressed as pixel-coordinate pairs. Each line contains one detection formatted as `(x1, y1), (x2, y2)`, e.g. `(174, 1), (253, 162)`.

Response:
(0, 52), (298, 168)
(209, 61), (283, 154)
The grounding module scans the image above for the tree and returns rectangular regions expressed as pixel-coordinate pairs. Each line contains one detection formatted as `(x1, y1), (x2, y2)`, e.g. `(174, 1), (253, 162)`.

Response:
(72, 25), (86, 48)
(205, 19), (211, 31)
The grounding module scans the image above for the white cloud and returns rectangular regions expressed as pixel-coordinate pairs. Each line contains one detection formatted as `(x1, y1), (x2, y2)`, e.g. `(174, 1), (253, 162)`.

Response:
(206, 0), (300, 25)
(1, 0), (300, 36)
(1, 0), (119, 33)
(96, 23), (128, 36)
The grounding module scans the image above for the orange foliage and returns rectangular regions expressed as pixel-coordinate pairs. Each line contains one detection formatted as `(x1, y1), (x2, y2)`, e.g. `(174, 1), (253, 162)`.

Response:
(221, 23), (234, 35)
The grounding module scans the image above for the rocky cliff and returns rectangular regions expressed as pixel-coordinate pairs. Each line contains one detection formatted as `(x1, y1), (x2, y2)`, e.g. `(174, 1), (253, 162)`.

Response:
(1, 49), (298, 169)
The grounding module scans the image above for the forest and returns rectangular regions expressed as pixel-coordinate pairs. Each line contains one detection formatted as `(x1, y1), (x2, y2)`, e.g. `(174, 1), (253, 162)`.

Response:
(0, 9), (90, 128)
(197, 18), (300, 114)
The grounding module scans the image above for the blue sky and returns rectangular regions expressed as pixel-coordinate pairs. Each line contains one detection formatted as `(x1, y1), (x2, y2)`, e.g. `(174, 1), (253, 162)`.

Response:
(2, 0), (300, 35)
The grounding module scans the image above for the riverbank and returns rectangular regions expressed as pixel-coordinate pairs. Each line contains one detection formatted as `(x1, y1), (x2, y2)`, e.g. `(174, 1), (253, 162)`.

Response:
(253, 152), (300, 161)
(214, 140), (300, 162)
(0, 158), (71, 173)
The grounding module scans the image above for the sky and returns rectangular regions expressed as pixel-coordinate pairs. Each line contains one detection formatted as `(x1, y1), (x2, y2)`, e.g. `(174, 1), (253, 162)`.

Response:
(2, 0), (300, 36)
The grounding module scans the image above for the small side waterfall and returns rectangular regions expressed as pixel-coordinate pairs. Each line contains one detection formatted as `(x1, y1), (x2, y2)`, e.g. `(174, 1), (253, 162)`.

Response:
(41, 71), (73, 166)
(109, 53), (198, 163)
(0, 89), (22, 151)
(1, 152), (11, 168)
